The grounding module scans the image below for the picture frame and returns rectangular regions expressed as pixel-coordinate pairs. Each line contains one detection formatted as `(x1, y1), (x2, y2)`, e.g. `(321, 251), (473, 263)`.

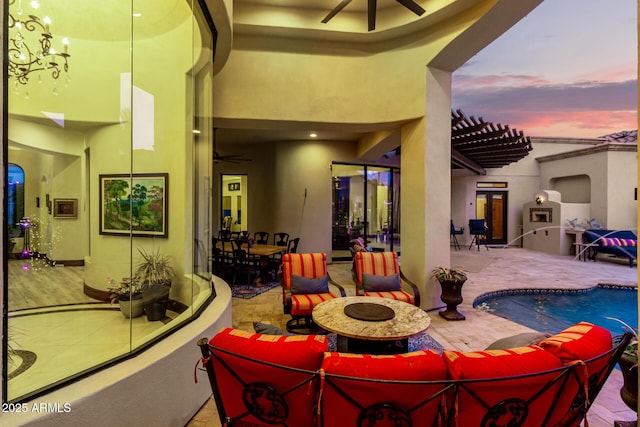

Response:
(228, 182), (240, 191)
(53, 198), (78, 219)
(99, 173), (168, 237)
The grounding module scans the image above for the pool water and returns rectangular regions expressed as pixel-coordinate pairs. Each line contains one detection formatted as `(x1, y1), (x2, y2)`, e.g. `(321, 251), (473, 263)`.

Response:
(474, 286), (638, 337)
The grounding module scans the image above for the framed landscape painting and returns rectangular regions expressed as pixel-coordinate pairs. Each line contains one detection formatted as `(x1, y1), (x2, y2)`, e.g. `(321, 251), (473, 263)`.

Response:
(99, 173), (168, 237)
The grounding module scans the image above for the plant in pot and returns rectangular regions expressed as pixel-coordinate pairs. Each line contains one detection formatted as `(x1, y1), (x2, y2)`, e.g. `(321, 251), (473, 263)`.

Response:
(108, 277), (144, 318)
(606, 317), (638, 415)
(135, 247), (175, 321)
(431, 266), (467, 321)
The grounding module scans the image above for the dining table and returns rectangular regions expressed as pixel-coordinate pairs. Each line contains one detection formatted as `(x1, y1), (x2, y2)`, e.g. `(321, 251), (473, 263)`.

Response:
(217, 241), (286, 257)
(216, 241), (287, 283)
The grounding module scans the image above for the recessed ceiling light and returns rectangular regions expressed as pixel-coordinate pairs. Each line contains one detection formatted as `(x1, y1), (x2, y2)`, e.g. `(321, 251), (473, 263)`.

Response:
(309, 133), (317, 138)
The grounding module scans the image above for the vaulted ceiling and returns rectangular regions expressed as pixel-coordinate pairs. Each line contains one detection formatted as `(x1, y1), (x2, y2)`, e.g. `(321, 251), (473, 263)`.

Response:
(214, 0), (536, 174)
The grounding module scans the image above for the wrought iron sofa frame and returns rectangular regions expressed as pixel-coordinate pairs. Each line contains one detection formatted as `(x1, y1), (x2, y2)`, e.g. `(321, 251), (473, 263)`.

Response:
(196, 332), (632, 427)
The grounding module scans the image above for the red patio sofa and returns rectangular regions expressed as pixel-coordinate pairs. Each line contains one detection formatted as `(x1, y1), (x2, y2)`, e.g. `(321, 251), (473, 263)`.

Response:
(196, 322), (631, 427)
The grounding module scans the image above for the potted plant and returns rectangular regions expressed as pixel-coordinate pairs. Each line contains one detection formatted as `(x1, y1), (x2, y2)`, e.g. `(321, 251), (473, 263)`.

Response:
(108, 277), (144, 318)
(606, 317), (638, 413)
(135, 247), (175, 321)
(431, 266), (467, 321)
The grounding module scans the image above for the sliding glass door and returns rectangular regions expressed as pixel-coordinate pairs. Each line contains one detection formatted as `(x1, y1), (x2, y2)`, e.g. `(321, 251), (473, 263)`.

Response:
(331, 163), (400, 260)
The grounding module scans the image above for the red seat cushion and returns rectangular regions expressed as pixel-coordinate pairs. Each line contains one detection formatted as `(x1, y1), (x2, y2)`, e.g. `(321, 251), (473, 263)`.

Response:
(291, 292), (338, 316)
(209, 328), (327, 427)
(320, 351), (447, 426)
(443, 346), (566, 426)
(363, 289), (414, 304)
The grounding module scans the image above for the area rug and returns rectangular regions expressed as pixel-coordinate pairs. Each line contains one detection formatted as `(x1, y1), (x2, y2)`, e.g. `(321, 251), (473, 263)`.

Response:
(231, 282), (279, 299)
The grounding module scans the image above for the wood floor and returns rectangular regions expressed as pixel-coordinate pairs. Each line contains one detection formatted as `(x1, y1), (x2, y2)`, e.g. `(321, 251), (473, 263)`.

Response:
(7, 259), (97, 311)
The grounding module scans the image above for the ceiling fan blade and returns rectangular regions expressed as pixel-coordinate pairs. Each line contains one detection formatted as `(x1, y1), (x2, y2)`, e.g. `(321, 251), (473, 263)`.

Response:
(396, 0), (426, 16)
(368, 0), (377, 31)
(321, 0), (352, 23)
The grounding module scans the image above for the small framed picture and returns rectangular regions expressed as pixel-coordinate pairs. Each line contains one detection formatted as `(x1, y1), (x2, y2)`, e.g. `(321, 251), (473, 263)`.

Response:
(228, 182), (240, 191)
(53, 198), (78, 219)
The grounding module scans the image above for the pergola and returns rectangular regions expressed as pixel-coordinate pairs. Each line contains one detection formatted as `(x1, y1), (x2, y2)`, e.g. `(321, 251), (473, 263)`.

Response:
(451, 109), (532, 174)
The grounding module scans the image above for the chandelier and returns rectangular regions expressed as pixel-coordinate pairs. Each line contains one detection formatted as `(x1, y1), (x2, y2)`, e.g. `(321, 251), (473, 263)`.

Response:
(8, 0), (70, 85)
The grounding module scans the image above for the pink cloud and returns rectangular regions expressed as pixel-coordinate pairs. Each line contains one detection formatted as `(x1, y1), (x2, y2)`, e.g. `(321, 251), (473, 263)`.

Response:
(453, 74), (549, 90)
(575, 62), (638, 83)
(502, 110), (637, 138)
(452, 77), (637, 138)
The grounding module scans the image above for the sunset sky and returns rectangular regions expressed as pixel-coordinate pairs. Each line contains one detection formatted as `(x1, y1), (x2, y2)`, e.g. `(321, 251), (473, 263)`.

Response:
(452, 0), (637, 138)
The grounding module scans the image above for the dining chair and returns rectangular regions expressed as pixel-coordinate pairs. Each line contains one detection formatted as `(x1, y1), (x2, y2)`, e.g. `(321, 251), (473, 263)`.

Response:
(230, 238), (255, 285)
(468, 219), (488, 251)
(218, 229), (231, 241)
(450, 220), (464, 251)
(216, 233), (234, 279)
(222, 216), (232, 230)
(210, 237), (224, 277)
(279, 252), (346, 333)
(254, 231), (269, 245)
(273, 232), (289, 247)
(353, 251), (420, 307)
(287, 237), (300, 254)
(271, 232), (290, 269)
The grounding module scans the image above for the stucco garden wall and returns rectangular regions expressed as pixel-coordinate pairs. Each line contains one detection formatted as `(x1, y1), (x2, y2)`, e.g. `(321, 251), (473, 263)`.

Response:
(539, 147), (637, 231)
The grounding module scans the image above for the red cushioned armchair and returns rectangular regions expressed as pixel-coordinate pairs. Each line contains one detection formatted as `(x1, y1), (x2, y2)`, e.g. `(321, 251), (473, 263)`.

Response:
(353, 251), (420, 307)
(279, 252), (346, 333)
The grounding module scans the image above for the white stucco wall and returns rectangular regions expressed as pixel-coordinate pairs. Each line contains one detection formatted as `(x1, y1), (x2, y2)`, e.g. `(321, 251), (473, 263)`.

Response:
(451, 139), (637, 248)
(539, 146), (638, 230)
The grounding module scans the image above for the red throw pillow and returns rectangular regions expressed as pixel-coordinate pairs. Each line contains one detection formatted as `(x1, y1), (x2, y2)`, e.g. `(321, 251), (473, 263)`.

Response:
(537, 321), (612, 363)
(320, 351), (447, 426)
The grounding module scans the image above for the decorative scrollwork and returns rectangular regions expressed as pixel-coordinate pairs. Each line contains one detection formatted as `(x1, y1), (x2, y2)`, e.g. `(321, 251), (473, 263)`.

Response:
(242, 382), (288, 425)
(569, 370), (601, 411)
(8, 0), (71, 85)
(481, 398), (528, 427)
(357, 402), (412, 427)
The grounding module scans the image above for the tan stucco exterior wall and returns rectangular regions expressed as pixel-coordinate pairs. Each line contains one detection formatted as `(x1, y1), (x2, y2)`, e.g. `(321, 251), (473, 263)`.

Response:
(211, 0), (547, 308)
(539, 147), (638, 231)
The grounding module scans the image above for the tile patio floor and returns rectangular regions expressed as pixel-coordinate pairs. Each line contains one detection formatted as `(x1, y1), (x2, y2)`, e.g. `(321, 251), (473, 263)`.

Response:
(188, 247), (638, 427)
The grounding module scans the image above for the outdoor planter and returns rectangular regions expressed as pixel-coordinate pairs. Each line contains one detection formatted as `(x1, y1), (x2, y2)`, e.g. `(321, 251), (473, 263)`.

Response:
(431, 267), (467, 321)
(618, 352), (638, 412)
(437, 278), (466, 321)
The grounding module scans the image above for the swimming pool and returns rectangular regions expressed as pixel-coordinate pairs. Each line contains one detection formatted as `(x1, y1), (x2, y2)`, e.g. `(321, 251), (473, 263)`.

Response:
(473, 285), (638, 337)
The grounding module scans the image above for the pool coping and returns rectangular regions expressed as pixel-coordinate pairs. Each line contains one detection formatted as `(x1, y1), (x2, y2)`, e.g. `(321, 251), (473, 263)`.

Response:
(473, 283), (638, 307)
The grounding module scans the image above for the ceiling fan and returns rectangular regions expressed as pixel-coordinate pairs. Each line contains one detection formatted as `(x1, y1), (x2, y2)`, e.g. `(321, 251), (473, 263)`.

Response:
(321, 0), (426, 31)
(213, 128), (252, 164)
